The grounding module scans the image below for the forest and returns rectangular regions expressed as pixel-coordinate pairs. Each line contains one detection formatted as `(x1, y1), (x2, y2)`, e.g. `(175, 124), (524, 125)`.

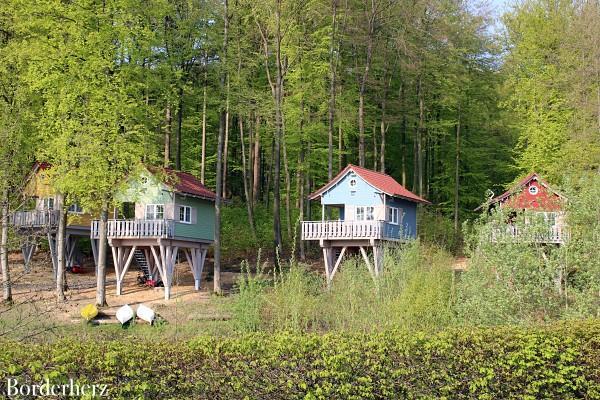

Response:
(0, 0), (599, 297)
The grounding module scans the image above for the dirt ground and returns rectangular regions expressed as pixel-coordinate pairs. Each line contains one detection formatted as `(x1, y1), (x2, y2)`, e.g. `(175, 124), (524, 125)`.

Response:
(7, 251), (241, 325)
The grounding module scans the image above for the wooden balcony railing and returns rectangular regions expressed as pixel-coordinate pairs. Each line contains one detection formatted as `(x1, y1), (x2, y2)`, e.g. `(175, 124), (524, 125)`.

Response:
(491, 224), (570, 244)
(10, 210), (59, 228)
(91, 219), (175, 239)
(302, 220), (406, 241)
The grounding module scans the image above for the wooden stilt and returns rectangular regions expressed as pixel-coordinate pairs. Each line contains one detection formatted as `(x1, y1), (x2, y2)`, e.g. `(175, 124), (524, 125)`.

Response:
(359, 246), (374, 278)
(21, 241), (36, 272)
(66, 236), (78, 269)
(197, 248), (207, 290)
(91, 238), (98, 274)
(47, 232), (58, 280)
(114, 246), (136, 295)
(329, 246), (347, 282)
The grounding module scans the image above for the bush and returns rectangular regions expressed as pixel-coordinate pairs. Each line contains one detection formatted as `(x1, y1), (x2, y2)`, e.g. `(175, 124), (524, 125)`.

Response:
(0, 321), (599, 399)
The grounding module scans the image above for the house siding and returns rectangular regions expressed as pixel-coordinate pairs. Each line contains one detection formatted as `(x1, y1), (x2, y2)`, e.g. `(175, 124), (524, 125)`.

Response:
(384, 197), (418, 239)
(321, 172), (384, 207)
(174, 195), (215, 241)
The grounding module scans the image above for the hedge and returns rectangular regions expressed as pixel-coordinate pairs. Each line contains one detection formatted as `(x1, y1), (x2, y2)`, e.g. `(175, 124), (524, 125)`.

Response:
(0, 321), (599, 399)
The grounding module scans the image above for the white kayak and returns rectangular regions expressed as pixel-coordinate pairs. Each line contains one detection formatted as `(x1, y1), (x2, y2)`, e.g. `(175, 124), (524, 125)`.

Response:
(116, 304), (135, 325)
(136, 304), (156, 324)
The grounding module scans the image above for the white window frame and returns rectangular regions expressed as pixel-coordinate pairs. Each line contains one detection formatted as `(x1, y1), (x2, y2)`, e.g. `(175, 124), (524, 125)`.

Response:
(528, 185), (539, 195)
(43, 197), (54, 211)
(387, 206), (400, 225)
(68, 203), (83, 214)
(178, 205), (192, 224)
(145, 204), (164, 220)
(356, 206), (375, 221)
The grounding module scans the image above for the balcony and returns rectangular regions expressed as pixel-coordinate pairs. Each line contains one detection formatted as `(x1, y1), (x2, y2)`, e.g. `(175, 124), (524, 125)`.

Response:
(10, 210), (59, 228)
(491, 224), (569, 244)
(91, 219), (175, 239)
(301, 220), (409, 241)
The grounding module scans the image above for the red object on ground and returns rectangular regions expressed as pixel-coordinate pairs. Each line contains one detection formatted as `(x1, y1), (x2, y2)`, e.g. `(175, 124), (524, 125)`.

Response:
(71, 265), (83, 273)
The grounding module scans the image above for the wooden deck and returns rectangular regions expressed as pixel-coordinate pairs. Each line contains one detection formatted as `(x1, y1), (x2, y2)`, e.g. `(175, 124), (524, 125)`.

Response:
(491, 224), (569, 244)
(10, 210), (60, 228)
(91, 219), (175, 239)
(301, 220), (407, 241)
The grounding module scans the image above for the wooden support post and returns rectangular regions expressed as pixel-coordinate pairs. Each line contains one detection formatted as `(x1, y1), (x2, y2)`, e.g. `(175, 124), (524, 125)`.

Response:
(150, 245), (166, 285)
(47, 232), (58, 280)
(359, 246), (374, 278)
(91, 238), (98, 274)
(66, 236), (78, 269)
(322, 247), (332, 286)
(329, 247), (347, 282)
(21, 241), (36, 273)
(373, 245), (383, 277)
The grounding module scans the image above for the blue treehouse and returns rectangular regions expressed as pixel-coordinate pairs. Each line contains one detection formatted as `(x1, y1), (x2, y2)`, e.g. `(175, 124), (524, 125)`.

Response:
(302, 164), (429, 285)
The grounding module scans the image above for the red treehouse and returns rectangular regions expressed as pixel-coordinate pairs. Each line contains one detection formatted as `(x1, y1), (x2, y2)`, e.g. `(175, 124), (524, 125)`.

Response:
(477, 172), (569, 244)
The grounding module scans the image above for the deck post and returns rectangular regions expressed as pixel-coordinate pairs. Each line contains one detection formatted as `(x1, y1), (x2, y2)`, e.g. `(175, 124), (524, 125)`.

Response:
(47, 232), (58, 280)
(21, 240), (36, 272)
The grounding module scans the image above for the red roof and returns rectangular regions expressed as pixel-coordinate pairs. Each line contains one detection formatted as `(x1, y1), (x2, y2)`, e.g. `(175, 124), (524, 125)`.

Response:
(489, 172), (565, 205)
(158, 168), (216, 200)
(309, 164), (430, 204)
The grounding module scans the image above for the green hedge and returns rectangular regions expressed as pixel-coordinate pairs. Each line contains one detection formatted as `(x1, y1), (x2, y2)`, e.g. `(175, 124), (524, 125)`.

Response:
(1, 321), (599, 399)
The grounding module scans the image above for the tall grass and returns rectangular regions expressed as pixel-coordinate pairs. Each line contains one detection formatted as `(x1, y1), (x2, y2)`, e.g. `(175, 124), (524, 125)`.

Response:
(230, 241), (455, 333)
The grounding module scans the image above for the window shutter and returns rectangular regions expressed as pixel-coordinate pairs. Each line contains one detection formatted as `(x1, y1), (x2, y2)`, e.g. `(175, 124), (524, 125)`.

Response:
(191, 207), (197, 224)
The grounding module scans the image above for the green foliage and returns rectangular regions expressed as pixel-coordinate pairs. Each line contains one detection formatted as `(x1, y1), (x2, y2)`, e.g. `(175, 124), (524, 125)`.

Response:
(231, 242), (455, 333)
(457, 179), (600, 324)
(0, 321), (599, 398)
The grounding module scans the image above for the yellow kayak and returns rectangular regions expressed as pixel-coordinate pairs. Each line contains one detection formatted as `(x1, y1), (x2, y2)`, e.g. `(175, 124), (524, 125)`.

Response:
(80, 304), (98, 321)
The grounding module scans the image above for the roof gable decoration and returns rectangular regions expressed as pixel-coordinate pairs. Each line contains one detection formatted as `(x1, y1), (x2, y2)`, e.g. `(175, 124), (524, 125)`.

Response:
(309, 164), (430, 204)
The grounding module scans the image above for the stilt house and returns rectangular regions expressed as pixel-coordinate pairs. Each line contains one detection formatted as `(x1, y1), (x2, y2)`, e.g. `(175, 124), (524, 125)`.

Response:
(91, 167), (216, 300)
(10, 162), (93, 274)
(301, 164), (430, 285)
(477, 172), (569, 244)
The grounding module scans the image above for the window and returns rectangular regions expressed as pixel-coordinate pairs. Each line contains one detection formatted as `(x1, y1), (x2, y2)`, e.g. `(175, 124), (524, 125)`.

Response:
(349, 178), (357, 188)
(179, 205), (192, 223)
(387, 206), (400, 225)
(43, 197), (54, 210)
(356, 206), (375, 221)
(544, 212), (557, 226)
(528, 185), (539, 195)
(68, 203), (83, 214)
(145, 204), (164, 220)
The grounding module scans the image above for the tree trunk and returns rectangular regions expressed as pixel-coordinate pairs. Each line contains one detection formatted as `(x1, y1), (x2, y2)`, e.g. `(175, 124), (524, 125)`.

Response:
(282, 112), (292, 240)
(327, 0), (338, 180)
(214, 0), (229, 294)
(357, 5), (375, 167)
(268, 0), (284, 252)
(252, 115), (261, 205)
(400, 82), (407, 187)
(200, 51), (208, 184)
(56, 194), (66, 302)
(222, 94), (230, 198)
(176, 87), (184, 170)
(380, 71), (390, 173)
(95, 203), (108, 307)
(338, 121), (343, 170)
(0, 190), (11, 303)
(239, 117), (257, 238)
(164, 103), (172, 167)
(417, 76), (424, 197)
(454, 107), (461, 232)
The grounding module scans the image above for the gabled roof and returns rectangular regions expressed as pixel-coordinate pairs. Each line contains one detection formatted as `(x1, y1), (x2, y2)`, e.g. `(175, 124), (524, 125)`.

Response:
(475, 172), (566, 211)
(309, 164), (430, 204)
(148, 167), (216, 201)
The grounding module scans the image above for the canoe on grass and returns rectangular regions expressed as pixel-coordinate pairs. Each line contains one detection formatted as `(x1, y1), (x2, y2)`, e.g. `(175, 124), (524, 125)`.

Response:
(116, 304), (135, 325)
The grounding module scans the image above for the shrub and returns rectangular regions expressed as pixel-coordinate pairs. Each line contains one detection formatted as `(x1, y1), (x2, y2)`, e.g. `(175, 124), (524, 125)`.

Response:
(0, 321), (598, 399)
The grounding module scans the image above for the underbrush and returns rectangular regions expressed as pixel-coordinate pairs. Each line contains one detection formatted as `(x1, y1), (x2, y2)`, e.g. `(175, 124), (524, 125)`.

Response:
(230, 241), (455, 333)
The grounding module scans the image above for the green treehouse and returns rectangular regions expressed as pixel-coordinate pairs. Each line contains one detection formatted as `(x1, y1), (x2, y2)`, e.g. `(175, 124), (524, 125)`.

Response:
(91, 167), (216, 300)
